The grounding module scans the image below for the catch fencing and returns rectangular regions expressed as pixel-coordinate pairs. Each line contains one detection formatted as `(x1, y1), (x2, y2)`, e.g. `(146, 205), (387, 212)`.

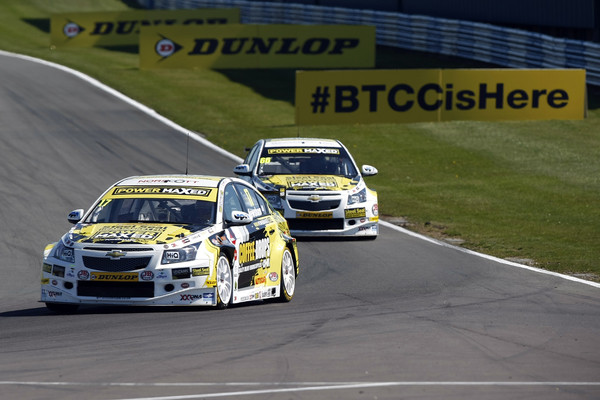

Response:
(137, 0), (600, 86)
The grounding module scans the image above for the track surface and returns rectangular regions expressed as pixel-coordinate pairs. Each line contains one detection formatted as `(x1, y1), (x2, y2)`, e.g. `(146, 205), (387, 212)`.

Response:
(1, 53), (599, 400)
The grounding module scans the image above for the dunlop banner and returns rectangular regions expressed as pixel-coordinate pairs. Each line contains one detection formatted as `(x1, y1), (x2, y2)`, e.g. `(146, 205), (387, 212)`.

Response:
(51, 9), (240, 47)
(295, 69), (586, 125)
(139, 24), (375, 69)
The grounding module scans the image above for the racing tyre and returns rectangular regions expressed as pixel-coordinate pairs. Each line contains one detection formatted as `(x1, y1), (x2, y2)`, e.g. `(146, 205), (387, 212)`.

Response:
(46, 303), (79, 314)
(279, 248), (296, 302)
(216, 255), (233, 309)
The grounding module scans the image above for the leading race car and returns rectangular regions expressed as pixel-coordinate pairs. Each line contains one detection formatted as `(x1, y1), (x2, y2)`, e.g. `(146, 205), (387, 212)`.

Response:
(41, 175), (299, 313)
(234, 138), (379, 238)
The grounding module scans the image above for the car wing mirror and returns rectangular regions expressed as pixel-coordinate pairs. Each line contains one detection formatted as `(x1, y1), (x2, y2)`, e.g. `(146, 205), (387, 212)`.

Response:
(233, 164), (251, 176)
(227, 211), (253, 226)
(67, 209), (85, 224)
(361, 165), (378, 176)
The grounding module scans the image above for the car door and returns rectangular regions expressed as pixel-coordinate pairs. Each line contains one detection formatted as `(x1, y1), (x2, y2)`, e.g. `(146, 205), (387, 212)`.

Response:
(233, 182), (277, 293)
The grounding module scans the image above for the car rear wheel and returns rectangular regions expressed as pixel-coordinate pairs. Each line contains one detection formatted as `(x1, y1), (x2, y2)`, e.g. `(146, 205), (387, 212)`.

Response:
(279, 248), (295, 302)
(216, 255), (233, 309)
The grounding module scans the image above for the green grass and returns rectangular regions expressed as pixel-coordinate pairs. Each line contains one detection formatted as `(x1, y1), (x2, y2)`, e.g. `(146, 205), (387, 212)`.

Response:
(2, 0), (599, 280)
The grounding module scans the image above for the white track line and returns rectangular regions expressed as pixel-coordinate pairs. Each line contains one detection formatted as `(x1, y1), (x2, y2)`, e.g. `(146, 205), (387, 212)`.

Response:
(1, 49), (598, 289)
(380, 221), (600, 289)
(2, 380), (600, 400)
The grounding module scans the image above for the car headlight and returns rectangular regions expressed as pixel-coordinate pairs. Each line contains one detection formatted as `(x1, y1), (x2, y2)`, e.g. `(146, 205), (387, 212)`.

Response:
(54, 242), (75, 263)
(347, 188), (367, 205)
(161, 244), (199, 264)
(264, 193), (283, 209)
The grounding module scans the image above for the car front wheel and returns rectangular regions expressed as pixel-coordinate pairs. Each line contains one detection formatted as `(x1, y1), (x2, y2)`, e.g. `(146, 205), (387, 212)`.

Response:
(216, 255), (233, 309)
(279, 248), (295, 302)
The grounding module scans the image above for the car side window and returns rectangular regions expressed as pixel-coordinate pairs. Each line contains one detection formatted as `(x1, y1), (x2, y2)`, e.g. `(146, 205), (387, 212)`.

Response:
(223, 183), (244, 222)
(245, 143), (261, 172)
(235, 183), (268, 219)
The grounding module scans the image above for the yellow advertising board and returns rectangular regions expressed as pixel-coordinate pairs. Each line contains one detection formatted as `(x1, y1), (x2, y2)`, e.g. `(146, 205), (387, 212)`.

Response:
(139, 24), (375, 69)
(51, 9), (240, 47)
(295, 69), (586, 125)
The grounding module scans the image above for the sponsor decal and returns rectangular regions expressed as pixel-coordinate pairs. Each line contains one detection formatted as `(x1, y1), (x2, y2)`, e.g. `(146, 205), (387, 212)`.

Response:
(77, 270), (90, 280)
(269, 272), (279, 282)
(63, 22), (84, 38)
(239, 238), (270, 265)
(156, 270), (169, 280)
(51, 9), (239, 47)
(140, 271), (154, 281)
(254, 275), (266, 285)
(180, 294), (203, 302)
(89, 225), (167, 243)
(205, 279), (217, 287)
(192, 267), (210, 276)
(46, 290), (63, 298)
(203, 293), (215, 300)
(232, 211), (248, 221)
(171, 267), (190, 280)
(286, 176), (338, 189)
(295, 69), (586, 125)
(112, 186), (211, 196)
(267, 148), (340, 155)
(91, 272), (138, 281)
(345, 208), (366, 218)
(139, 24), (374, 69)
(156, 37), (182, 58)
(296, 211), (333, 219)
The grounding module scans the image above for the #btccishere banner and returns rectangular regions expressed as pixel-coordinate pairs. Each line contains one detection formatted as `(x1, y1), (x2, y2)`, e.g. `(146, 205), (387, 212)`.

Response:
(295, 69), (586, 125)
(51, 8), (240, 47)
(139, 24), (375, 69)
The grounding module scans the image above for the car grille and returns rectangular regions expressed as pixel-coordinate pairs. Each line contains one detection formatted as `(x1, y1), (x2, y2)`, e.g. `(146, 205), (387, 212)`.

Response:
(82, 256), (152, 272)
(77, 281), (154, 298)
(83, 247), (151, 252)
(287, 218), (344, 231)
(288, 199), (341, 211)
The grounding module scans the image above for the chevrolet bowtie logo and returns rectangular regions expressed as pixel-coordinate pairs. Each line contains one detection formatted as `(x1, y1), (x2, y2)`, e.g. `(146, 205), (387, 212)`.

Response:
(307, 195), (322, 202)
(106, 250), (126, 259)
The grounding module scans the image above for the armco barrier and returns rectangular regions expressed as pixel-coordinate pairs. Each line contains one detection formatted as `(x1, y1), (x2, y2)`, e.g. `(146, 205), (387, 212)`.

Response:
(136, 0), (600, 86)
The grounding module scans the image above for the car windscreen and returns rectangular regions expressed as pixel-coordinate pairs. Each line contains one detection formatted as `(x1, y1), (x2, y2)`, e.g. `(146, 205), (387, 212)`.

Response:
(84, 197), (216, 226)
(258, 147), (358, 178)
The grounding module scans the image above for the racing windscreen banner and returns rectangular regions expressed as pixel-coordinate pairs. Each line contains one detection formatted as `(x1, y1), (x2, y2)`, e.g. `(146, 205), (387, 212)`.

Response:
(295, 69), (586, 125)
(50, 9), (240, 47)
(139, 24), (375, 69)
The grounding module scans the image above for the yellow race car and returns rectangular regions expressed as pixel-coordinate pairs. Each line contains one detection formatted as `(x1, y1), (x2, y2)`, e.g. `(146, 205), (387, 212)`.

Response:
(234, 138), (379, 238)
(41, 175), (299, 313)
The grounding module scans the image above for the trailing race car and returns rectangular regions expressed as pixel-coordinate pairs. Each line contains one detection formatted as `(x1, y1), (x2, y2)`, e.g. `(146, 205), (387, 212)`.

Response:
(41, 175), (299, 313)
(234, 138), (379, 238)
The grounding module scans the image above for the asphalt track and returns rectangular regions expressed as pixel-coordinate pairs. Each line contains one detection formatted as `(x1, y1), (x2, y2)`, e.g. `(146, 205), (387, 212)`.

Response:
(1, 51), (599, 400)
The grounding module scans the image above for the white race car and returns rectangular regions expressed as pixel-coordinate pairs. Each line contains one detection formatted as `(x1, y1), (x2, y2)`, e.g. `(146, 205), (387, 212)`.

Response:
(234, 138), (379, 238)
(41, 175), (299, 313)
